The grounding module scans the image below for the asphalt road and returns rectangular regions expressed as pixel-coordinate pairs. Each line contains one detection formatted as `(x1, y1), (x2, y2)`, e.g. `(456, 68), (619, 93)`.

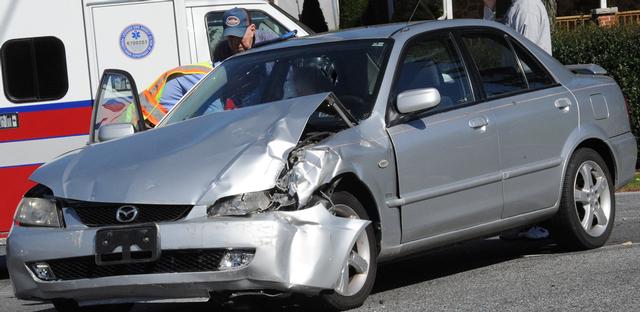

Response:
(1, 193), (639, 312)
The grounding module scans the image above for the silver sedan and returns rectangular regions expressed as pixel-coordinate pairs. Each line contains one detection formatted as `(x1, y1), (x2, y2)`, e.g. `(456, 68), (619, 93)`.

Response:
(7, 19), (637, 311)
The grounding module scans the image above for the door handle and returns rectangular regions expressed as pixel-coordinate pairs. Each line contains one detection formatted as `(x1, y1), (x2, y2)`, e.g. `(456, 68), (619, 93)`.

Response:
(468, 116), (489, 130)
(554, 98), (572, 112)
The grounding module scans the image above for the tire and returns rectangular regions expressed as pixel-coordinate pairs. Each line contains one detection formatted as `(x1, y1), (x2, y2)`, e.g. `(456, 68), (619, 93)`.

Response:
(551, 148), (615, 250)
(52, 299), (133, 312)
(318, 191), (377, 311)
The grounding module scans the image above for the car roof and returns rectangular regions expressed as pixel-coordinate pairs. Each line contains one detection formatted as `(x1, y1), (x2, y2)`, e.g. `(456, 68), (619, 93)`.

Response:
(243, 19), (518, 55)
(229, 18), (575, 94)
(235, 18), (574, 83)
(244, 22), (426, 54)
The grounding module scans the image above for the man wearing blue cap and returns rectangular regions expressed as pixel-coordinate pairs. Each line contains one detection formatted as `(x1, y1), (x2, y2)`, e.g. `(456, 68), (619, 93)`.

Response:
(213, 8), (278, 62)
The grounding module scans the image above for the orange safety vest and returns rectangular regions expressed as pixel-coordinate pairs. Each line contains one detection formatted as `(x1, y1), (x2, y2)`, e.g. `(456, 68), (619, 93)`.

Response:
(140, 63), (213, 126)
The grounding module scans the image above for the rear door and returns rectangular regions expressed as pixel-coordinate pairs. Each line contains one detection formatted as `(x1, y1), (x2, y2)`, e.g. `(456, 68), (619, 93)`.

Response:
(85, 0), (181, 93)
(459, 29), (578, 218)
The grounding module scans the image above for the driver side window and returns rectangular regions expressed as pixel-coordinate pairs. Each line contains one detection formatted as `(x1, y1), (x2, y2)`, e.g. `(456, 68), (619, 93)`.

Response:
(394, 34), (473, 112)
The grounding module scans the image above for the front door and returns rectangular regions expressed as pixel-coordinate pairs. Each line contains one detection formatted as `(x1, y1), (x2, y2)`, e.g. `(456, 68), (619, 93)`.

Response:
(387, 33), (503, 242)
(90, 70), (145, 143)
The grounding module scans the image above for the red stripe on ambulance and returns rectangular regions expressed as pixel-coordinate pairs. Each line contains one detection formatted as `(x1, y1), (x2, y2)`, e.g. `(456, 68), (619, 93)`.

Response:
(0, 106), (92, 143)
(0, 165), (39, 236)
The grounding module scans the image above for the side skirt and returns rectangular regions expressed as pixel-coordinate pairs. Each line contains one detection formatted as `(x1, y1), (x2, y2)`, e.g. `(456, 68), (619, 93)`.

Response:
(377, 205), (558, 262)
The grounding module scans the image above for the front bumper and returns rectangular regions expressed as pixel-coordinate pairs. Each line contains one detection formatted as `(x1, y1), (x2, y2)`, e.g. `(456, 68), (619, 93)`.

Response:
(7, 204), (368, 304)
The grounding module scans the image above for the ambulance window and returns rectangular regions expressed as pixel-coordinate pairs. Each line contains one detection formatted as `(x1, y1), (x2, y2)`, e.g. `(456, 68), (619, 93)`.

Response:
(1, 36), (68, 103)
(205, 10), (288, 61)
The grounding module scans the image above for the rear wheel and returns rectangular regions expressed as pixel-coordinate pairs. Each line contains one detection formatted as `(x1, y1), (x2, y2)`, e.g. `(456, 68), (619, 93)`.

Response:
(319, 191), (377, 311)
(52, 299), (133, 312)
(551, 148), (615, 250)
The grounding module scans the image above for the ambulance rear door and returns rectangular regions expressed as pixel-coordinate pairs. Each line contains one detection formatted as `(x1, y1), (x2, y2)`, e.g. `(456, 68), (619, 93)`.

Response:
(83, 0), (184, 95)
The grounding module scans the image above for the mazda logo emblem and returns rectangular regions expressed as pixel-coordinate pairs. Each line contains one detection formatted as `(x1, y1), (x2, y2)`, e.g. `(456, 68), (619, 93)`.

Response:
(116, 205), (139, 223)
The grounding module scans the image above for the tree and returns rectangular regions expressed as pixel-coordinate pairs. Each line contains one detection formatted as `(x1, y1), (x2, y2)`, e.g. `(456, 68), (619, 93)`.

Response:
(558, 0), (600, 16)
(610, 0), (640, 11)
(362, 0), (390, 26)
(300, 0), (329, 33)
(541, 0), (557, 31)
(391, 0), (441, 22)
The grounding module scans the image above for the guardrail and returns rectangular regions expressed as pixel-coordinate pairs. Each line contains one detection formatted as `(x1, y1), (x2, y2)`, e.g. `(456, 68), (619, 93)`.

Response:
(556, 10), (640, 29)
(618, 10), (640, 25)
(556, 14), (592, 29)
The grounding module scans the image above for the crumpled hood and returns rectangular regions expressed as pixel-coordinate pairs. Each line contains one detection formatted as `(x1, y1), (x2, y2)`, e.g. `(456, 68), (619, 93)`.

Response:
(31, 93), (332, 205)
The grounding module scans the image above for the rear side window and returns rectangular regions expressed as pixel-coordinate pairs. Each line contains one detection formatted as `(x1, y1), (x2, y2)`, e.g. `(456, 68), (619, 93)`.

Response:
(1, 36), (68, 103)
(205, 10), (288, 60)
(510, 40), (555, 89)
(462, 33), (527, 98)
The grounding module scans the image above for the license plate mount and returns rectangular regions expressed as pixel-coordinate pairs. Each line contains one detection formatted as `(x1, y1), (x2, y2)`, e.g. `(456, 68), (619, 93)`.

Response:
(95, 225), (159, 265)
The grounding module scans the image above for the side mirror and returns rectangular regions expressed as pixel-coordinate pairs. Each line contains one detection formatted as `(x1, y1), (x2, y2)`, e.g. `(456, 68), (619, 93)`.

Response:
(397, 88), (441, 114)
(97, 123), (135, 142)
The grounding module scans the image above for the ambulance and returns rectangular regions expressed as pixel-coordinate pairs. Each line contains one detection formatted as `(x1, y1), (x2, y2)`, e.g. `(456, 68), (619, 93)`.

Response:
(0, 0), (311, 248)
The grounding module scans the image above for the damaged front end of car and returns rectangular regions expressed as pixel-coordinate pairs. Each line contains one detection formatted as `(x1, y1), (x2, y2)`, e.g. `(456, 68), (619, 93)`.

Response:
(204, 92), (358, 217)
(8, 92), (373, 303)
(199, 92), (370, 294)
(207, 128), (346, 217)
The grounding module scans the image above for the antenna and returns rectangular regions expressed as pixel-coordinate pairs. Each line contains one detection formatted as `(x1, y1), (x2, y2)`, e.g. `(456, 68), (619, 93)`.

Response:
(407, 0), (424, 24)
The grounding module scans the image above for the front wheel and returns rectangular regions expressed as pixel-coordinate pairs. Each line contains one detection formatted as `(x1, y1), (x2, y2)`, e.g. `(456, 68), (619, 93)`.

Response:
(551, 148), (615, 250)
(319, 191), (377, 311)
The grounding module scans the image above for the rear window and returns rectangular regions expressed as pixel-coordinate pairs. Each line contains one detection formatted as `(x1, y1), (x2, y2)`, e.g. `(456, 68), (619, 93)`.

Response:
(510, 39), (556, 89)
(462, 33), (528, 98)
(1, 36), (68, 103)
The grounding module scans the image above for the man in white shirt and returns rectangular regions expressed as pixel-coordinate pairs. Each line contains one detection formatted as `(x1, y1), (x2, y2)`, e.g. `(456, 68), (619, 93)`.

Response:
(504, 0), (553, 55)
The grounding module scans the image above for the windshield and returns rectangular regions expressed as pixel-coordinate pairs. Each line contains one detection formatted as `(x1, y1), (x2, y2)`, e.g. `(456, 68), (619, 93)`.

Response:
(162, 40), (391, 126)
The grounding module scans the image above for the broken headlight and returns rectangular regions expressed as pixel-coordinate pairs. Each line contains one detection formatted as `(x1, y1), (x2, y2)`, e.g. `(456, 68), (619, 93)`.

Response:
(207, 191), (273, 217)
(15, 197), (61, 228)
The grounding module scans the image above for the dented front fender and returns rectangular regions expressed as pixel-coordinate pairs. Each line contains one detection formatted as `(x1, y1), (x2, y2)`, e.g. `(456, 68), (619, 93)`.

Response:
(268, 203), (370, 289)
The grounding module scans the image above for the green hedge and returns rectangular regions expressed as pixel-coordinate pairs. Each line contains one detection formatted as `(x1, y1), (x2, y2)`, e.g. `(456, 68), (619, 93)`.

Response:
(553, 24), (640, 166)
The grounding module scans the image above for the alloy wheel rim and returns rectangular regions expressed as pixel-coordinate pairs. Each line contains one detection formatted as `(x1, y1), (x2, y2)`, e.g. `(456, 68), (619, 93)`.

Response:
(329, 203), (371, 297)
(573, 161), (611, 237)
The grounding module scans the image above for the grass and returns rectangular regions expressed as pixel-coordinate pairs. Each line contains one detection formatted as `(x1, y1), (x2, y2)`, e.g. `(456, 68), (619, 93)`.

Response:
(618, 172), (640, 192)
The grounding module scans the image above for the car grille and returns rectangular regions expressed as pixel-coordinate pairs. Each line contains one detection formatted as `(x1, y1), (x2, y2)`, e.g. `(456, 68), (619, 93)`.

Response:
(34, 249), (242, 281)
(62, 200), (193, 227)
